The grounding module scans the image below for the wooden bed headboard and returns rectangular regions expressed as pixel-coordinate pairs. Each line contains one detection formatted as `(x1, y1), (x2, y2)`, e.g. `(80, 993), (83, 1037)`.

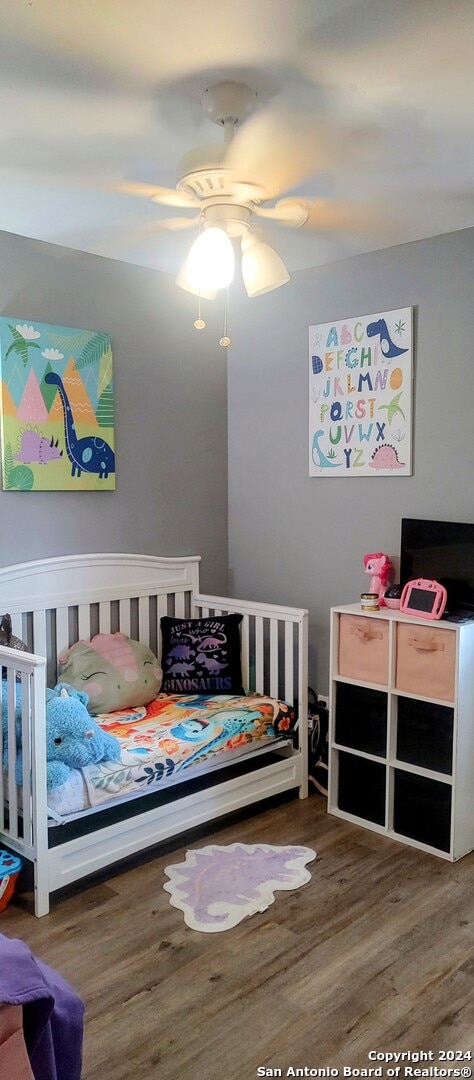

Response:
(0, 551), (308, 707)
(0, 553), (201, 687)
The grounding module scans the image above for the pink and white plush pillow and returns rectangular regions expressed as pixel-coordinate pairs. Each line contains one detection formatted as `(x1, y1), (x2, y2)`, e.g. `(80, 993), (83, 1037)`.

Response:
(58, 633), (162, 715)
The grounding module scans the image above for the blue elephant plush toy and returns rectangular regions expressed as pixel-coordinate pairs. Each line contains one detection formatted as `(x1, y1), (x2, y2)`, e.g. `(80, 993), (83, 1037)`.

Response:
(1, 681), (121, 790)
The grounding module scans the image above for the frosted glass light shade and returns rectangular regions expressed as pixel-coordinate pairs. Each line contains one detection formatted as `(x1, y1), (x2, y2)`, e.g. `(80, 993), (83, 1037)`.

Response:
(185, 227), (235, 292)
(241, 233), (290, 297)
(175, 261), (217, 300)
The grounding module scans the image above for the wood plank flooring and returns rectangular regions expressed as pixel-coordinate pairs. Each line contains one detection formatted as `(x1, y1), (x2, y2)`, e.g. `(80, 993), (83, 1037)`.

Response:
(3, 793), (474, 1079)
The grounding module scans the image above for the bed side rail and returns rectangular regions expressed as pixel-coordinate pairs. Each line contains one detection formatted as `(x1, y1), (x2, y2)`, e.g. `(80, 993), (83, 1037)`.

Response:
(0, 646), (48, 868)
(193, 593), (308, 757)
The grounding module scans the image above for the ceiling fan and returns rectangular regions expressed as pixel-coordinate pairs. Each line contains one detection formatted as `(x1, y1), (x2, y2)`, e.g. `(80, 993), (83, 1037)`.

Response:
(116, 81), (379, 301)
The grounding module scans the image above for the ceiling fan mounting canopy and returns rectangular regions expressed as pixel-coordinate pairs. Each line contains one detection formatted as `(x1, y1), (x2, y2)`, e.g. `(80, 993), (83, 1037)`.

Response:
(175, 83), (268, 205)
(200, 81), (259, 128)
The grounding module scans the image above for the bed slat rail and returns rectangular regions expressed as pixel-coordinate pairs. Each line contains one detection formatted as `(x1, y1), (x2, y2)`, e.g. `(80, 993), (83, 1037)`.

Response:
(0, 647), (48, 896)
(193, 593), (308, 775)
(6, 586), (195, 686)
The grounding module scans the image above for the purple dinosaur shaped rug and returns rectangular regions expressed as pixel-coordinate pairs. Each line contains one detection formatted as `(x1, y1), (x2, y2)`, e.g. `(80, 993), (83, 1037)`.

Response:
(163, 843), (316, 932)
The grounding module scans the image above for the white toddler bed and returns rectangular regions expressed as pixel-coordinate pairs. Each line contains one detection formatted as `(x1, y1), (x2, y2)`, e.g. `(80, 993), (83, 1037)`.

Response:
(0, 553), (308, 916)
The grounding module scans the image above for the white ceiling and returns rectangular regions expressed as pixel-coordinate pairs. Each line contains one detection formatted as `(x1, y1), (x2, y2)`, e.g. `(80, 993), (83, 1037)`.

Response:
(0, 0), (473, 278)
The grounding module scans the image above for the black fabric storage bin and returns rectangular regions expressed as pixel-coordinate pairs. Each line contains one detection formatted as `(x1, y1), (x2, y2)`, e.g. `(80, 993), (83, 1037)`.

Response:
(396, 697), (453, 774)
(393, 769), (452, 852)
(335, 683), (387, 757)
(337, 751), (386, 825)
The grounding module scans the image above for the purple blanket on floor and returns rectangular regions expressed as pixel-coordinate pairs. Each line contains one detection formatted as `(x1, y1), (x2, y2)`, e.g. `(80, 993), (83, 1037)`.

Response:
(0, 934), (84, 1080)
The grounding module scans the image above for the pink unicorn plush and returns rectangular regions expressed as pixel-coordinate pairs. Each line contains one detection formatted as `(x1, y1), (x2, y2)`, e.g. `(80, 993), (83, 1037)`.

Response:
(363, 552), (393, 606)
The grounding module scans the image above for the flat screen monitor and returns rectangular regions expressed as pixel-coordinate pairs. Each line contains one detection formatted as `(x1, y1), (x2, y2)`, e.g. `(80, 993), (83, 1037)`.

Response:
(400, 518), (474, 614)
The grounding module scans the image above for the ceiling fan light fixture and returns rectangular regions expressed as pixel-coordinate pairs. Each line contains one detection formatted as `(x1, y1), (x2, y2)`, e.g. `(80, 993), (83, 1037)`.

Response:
(241, 232), (290, 297)
(184, 226), (235, 293)
(175, 261), (217, 300)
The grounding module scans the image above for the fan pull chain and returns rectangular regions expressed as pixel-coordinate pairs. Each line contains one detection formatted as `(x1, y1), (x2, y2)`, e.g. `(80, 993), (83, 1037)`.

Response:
(193, 216), (206, 329)
(219, 287), (231, 348)
(193, 291), (206, 330)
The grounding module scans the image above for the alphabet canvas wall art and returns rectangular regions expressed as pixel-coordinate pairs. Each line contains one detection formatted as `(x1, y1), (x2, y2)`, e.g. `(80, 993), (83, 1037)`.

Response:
(0, 318), (115, 490)
(309, 307), (413, 477)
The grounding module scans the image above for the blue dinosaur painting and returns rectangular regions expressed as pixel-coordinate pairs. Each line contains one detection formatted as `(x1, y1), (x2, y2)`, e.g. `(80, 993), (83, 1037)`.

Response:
(44, 373), (114, 480)
(0, 317), (115, 490)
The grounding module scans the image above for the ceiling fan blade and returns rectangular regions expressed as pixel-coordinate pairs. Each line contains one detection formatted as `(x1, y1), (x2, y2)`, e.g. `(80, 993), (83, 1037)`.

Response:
(115, 181), (197, 209)
(253, 201), (309, 227)
(223, 105), (360, 201)
(285, 198), (388, 234)
(155, 215), (200, 231)
(52, 215), (199, 256)
(117, 216), (199, 239)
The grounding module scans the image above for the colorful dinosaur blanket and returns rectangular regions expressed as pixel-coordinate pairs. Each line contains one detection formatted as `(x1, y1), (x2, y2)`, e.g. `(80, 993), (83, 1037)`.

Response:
(81, 693), (296, 807)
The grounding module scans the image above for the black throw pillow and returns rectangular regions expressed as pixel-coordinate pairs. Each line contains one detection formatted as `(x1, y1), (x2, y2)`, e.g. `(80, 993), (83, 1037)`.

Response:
(160, 614), (244, 695)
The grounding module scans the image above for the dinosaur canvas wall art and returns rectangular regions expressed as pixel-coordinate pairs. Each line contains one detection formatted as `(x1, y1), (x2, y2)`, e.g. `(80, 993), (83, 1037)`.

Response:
(0, 317), (115, 490)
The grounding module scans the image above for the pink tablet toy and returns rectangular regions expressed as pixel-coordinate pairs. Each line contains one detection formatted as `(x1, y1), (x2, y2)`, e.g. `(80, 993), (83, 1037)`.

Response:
(400, 578), (447, 620)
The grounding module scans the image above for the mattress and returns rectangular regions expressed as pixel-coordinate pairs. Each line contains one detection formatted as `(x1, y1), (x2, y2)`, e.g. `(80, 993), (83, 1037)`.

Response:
(47, 693), (296, 819)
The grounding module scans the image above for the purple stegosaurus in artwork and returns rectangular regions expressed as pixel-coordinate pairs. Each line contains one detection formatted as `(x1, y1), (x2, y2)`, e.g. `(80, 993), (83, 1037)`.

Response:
(163, 843), (316, 932)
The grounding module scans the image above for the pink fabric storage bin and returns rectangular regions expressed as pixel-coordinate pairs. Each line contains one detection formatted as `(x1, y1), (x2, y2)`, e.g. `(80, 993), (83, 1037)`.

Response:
(338, 615), (389, 685)
(395, 623), (456, 702)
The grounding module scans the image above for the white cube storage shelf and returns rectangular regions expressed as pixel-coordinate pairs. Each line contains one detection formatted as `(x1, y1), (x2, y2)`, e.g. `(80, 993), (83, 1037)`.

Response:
(329, 604), (474, 860)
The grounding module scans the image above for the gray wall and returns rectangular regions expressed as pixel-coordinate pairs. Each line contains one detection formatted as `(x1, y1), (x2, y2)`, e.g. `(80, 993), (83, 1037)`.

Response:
(0, 231), (229, 593)
(228, 227), (474, 692)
